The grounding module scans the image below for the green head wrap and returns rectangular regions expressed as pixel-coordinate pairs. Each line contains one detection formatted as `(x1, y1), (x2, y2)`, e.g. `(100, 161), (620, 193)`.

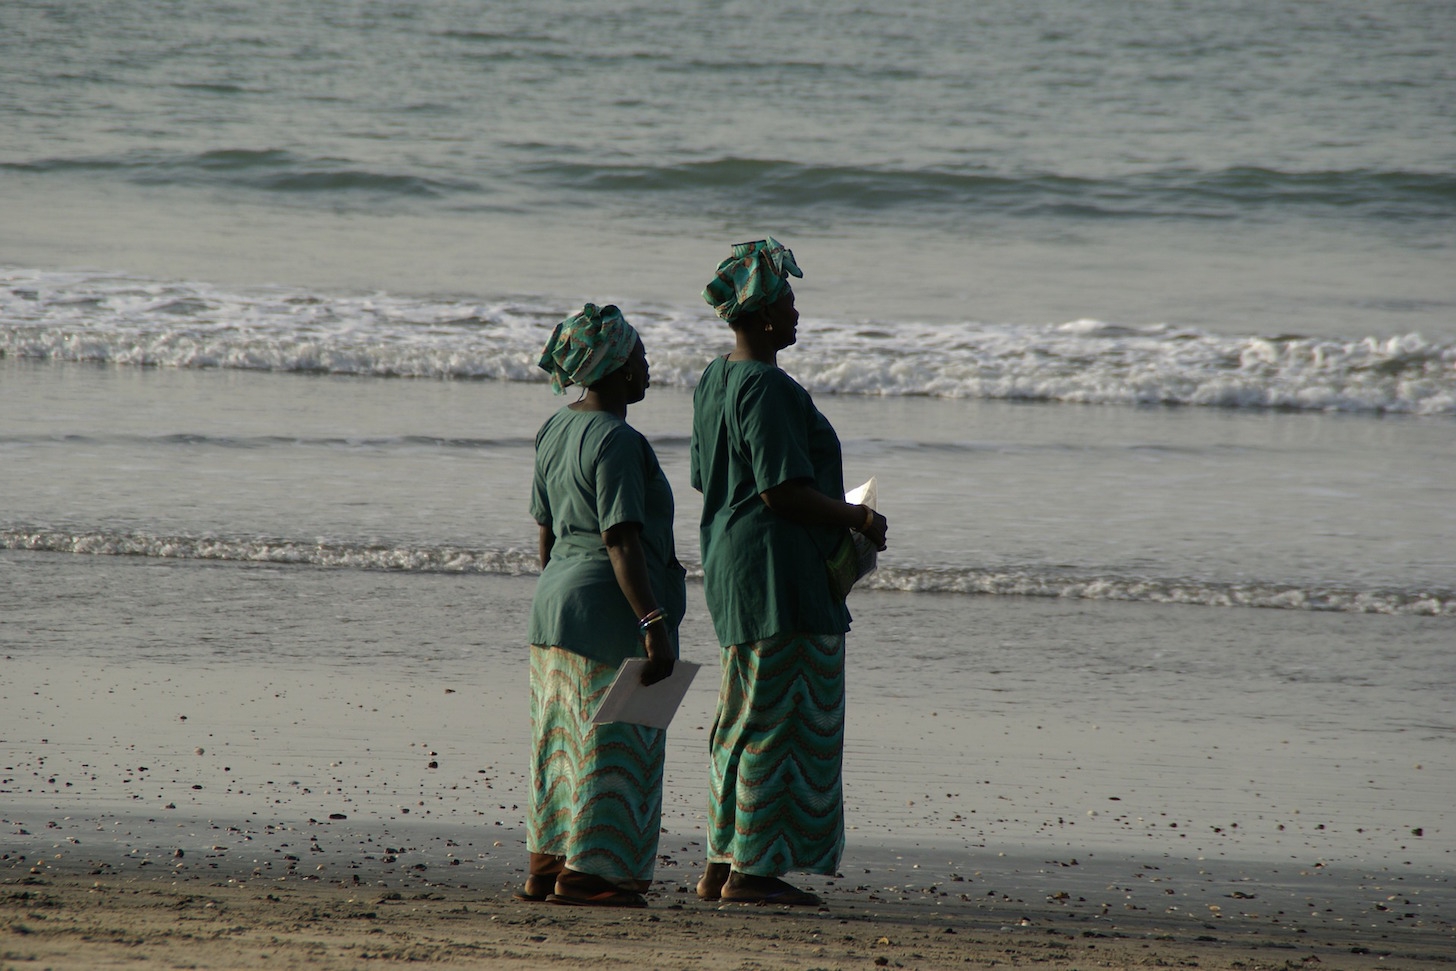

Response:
(538, 303), (640, 395)
(701, 237), (803, 323)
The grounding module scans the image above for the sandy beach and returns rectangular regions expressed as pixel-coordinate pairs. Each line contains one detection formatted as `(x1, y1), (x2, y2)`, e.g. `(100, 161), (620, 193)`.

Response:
(5, 867), (1453, 971)
(4, 557), (1452, 969)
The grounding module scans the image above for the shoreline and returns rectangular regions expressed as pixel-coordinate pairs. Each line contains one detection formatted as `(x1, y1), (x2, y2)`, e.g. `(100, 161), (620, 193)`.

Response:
(4, 557), (1451, 869)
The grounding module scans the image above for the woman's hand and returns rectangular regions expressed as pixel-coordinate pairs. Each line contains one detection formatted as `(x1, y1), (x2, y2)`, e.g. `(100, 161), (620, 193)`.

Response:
(640, 625), (675, 686)
(604, 521), (676, 685)
(760, 482), (889, 551)
(858, 507), (888, 551)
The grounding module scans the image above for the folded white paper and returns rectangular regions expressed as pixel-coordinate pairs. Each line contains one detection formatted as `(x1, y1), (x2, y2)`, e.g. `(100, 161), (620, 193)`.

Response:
(845, 476), (879, 583)
(845, 477), (876, 509)
(591, 659), (701, 729)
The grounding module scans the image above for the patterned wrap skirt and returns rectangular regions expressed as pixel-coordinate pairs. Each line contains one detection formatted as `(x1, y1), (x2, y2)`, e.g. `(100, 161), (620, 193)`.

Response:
(706, 631), (846, 877)
(528, 645), (665, 887)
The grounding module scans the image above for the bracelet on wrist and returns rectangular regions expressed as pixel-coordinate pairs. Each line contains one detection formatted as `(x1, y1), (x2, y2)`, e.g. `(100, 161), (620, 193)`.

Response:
(857, 504), (874, 531)
(638, 607), (665, 632)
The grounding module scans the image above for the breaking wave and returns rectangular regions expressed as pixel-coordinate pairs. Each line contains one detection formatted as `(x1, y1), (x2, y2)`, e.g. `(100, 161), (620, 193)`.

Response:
(5, 270), (1454, 415)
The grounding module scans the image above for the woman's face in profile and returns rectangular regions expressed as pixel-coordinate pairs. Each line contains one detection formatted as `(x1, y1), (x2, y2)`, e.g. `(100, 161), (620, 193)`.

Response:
(764, 291), (799, 348)
(626, 338), (650, 402)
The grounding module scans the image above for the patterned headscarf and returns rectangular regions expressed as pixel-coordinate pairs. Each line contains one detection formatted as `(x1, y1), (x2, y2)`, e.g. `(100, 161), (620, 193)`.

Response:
(538, 303), (640, 395)
(701, 237), (803, 323)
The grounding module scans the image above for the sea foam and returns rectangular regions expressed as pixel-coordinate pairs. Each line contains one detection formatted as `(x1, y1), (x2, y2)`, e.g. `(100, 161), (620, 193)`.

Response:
(4, 269), (1454, 414)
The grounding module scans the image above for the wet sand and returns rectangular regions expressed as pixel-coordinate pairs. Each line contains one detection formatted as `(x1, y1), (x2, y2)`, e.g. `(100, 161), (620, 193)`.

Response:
(3, 555), (1453, 968)
(4, 865), (1453, 971)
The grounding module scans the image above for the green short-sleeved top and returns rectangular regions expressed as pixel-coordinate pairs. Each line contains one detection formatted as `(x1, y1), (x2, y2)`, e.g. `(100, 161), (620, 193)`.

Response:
(528, 407), (686, 665)
(690, 356), (852, 647)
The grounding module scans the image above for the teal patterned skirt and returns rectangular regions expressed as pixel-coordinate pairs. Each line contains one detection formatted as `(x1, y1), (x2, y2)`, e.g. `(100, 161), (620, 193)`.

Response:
(528, 646), (665, 887)
(707, 631), (846, 877)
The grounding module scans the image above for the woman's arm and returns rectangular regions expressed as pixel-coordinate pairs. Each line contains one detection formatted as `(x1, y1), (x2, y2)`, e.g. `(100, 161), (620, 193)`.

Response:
(537, 522), (555, 570)
(603, 521), (675, 686)
(760, 480), (889, 550)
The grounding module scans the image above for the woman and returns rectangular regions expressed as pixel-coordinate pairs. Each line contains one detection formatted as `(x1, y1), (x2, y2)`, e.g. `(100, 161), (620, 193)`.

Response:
(523, 303), (686, 908)
(690, 239), (888, 906)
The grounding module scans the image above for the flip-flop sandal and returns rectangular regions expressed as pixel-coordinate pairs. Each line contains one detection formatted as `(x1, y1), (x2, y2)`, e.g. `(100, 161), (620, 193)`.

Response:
(512, 876), (556, 902)
(720, 885), (822, 907)
(546, 889), (648, 908)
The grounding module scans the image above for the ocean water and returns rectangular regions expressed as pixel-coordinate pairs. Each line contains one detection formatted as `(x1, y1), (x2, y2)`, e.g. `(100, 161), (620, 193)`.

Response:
(2, 0), (1454, 816)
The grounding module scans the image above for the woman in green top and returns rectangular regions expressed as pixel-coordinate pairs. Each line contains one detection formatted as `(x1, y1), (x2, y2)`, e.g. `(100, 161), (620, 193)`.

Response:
(523, 303), (686, 908)
(690, 240), (888, 906)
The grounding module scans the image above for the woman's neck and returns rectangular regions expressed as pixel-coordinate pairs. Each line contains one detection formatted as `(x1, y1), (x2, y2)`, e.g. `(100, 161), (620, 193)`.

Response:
(569, 389), (627, 419)
(728, 331), (776, 365)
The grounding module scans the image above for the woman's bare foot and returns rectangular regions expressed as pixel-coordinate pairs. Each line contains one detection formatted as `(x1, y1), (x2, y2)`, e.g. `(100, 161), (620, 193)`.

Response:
(514, 852), (566, 902)
(696, 862), (730, 900)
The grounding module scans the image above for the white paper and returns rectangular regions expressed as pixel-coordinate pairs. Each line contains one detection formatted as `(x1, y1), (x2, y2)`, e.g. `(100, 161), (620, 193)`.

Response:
(844, 476), (879, 582)
(591, 659), (701, 729)
(845, 477), (876, 510)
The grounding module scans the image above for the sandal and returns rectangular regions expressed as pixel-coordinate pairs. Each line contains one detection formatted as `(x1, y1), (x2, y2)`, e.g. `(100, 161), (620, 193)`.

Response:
(547, 868), (649, 908)
(512, 882), (551, 903)
(547, 888), (648, 908)
(720, 875), (822, 907)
